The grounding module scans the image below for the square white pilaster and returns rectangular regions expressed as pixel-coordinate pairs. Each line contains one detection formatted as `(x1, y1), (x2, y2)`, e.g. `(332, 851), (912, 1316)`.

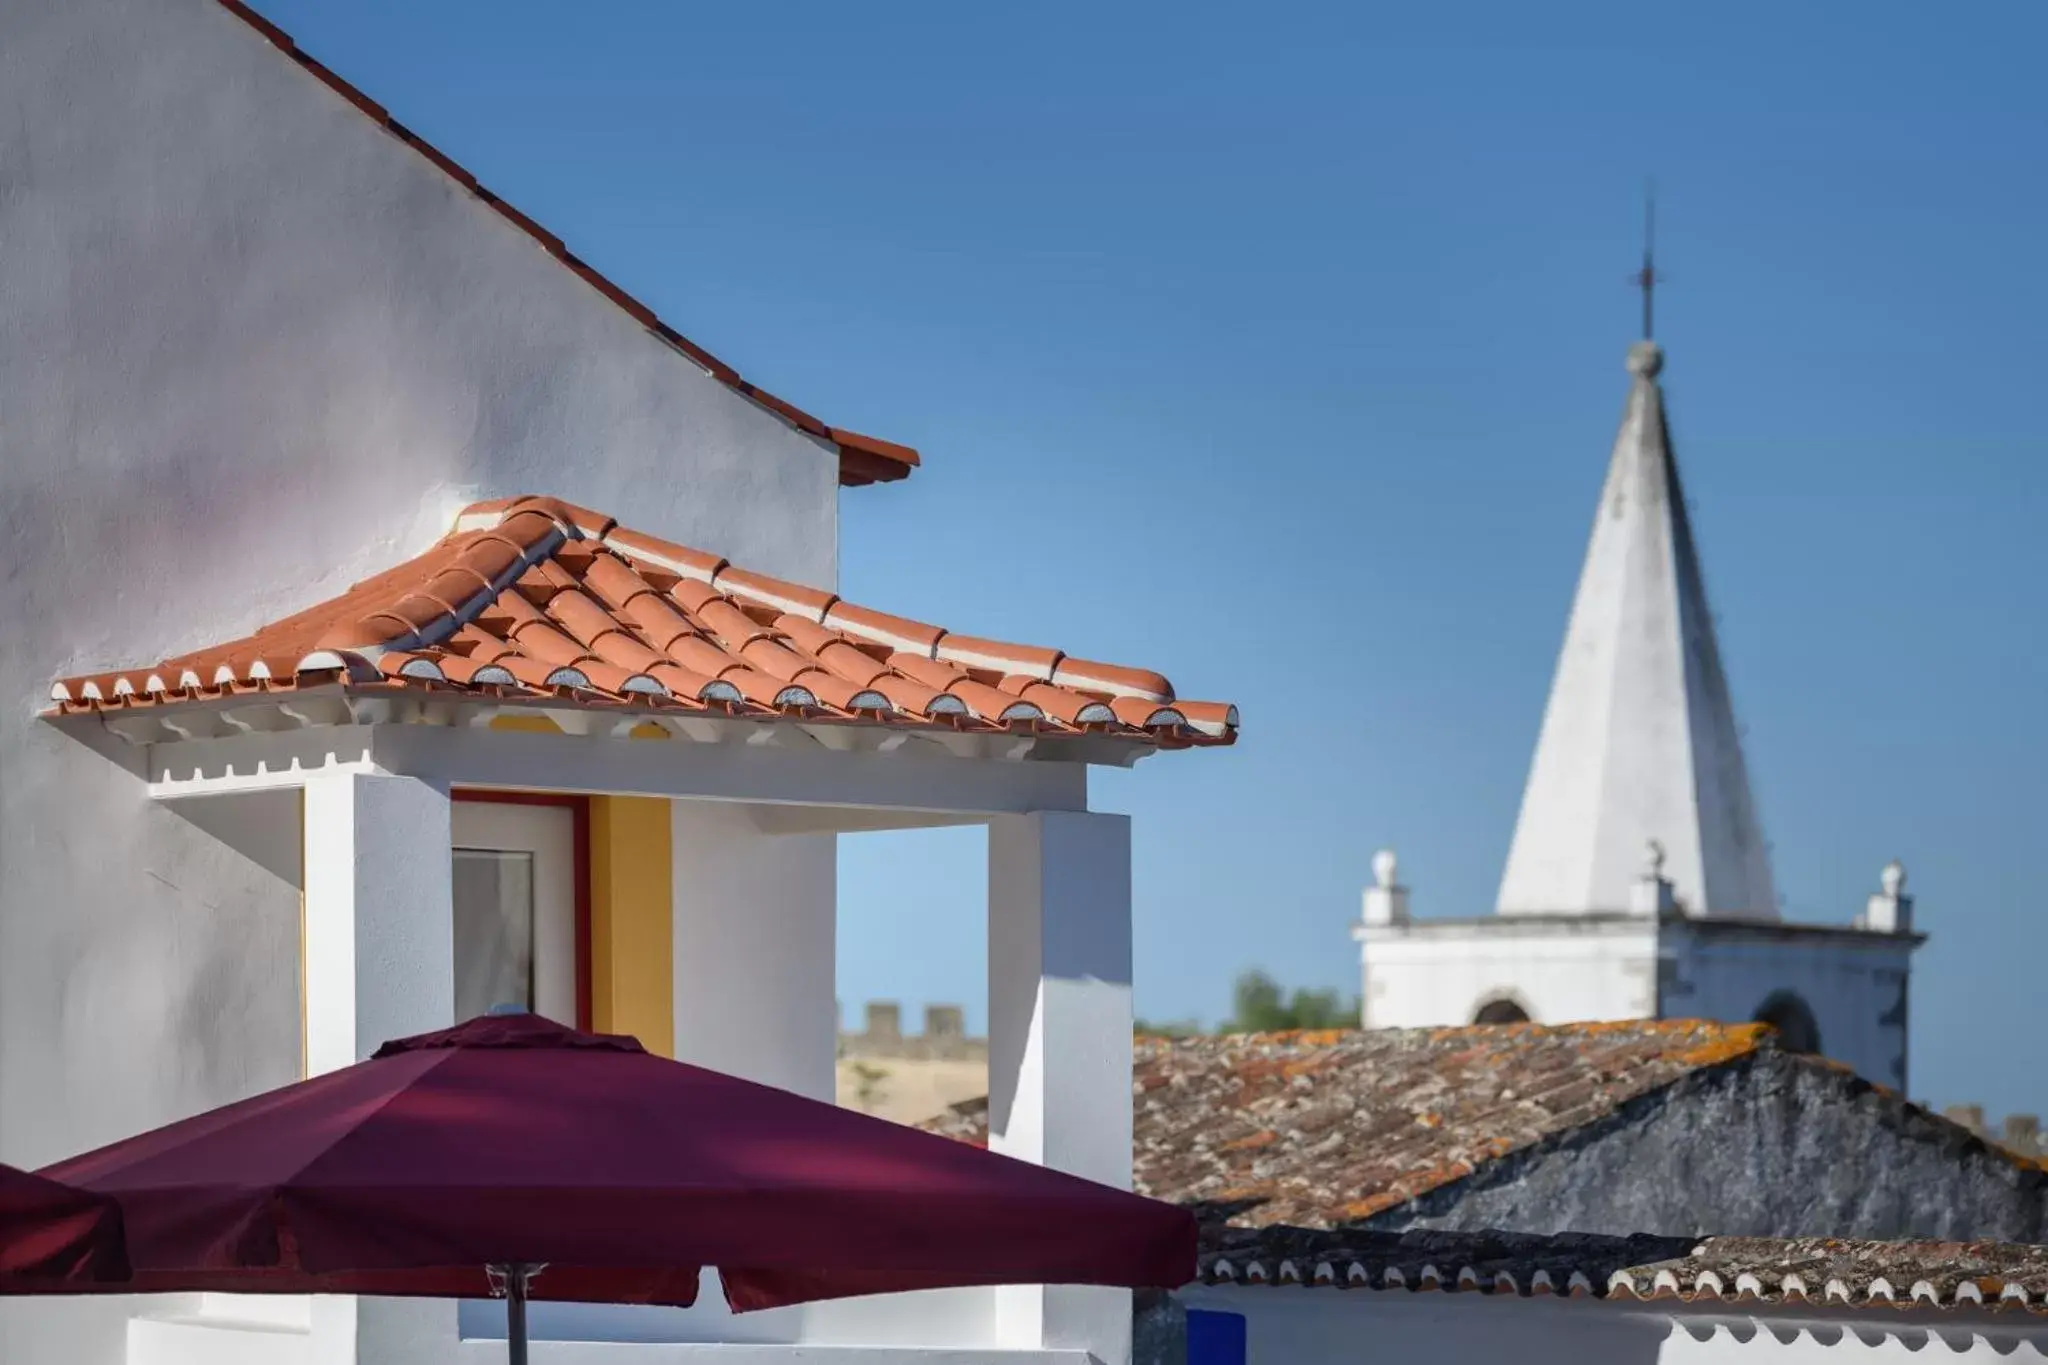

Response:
(987, 810), (1135, 1365)
(302, 771), (456, 1072)
(300, 770), (456, 1365)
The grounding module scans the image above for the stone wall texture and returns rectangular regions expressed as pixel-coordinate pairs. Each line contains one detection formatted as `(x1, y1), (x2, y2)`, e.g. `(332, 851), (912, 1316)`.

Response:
(1379, 1049), (2047, 1241)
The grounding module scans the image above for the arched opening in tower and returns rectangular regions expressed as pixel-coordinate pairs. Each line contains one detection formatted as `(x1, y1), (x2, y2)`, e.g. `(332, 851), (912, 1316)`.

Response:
(1472, 997), (1531, 1025)
(1753, 990), (1822, 1055)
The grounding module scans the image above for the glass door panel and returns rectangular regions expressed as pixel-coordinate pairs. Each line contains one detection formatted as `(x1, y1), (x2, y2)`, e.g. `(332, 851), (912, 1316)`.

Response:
(450, 801), (577, 1025)
(452, 849), (537, 1020)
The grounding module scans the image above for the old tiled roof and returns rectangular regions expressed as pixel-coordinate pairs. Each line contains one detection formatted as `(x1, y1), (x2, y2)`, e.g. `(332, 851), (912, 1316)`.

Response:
(214, 0), (916, 488)
(48, 496), (1235, 750)
(1197, 1225), (2048, 1313)
(923, 1021), (1777, 1227)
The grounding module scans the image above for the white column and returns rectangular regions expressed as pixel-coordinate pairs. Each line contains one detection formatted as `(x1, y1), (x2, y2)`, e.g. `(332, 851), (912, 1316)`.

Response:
(302, 771), (456, 1072)
(670, 802), (837, 1100)
(987, 810), (1135, 1365)
(301, 770), (456, 1365)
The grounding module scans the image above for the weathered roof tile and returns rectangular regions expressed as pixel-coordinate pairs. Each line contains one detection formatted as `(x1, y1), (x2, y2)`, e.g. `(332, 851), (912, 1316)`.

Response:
(1195, 1225), (2048, 1315)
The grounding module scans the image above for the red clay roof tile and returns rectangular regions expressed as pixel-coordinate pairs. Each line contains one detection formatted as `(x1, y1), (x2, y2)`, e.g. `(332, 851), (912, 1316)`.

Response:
(714, 568), (839, 623)
(865, 674), (953, 718)
(602, 529), (723, 584)
(929, 1019), (2042, 1238)
(1053, 657), (1175, 703)
(49, 495), (1235, 752)
(923, 1021), (1778, 1227)
(937, 636), (1063, 681)
(822, 604), (947, 658)
(210, 0), (917, 488)
(884, 652), (971, 695)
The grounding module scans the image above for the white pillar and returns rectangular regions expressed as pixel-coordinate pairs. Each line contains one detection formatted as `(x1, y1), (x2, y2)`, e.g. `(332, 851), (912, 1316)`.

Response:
(302, 772), (456, 1072)
(671, 802), (837, 1100)
(300, 771), (455, 1365)
(987, 810), (1135, 1365)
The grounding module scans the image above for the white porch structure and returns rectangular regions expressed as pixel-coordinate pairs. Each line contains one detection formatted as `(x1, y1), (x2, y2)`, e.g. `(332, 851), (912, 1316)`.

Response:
(79, 698), (1145, 1365)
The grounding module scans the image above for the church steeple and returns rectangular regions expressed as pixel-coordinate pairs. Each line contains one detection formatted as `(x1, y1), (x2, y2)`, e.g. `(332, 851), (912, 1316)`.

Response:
(1494, 336), (1778, 918)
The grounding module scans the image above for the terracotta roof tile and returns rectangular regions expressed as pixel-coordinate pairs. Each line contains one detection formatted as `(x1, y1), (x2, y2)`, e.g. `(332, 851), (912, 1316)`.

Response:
(928, 1021), (2045, 1231)
(923, 1022), (1780, 1225)
(1052, 658), (1176, 703)
(714, 568), (839, 623)
(824, 603), (948, 658)
(1195, 1225), (2048, 1314)
(936, 636), (1064, 682)
(49, 495), (1234, 751)
(211, 0), (918, 488)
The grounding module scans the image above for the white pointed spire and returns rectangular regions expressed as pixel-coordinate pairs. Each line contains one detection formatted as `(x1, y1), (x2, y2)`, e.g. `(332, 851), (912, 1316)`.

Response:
(1496, 340), (1777, 918)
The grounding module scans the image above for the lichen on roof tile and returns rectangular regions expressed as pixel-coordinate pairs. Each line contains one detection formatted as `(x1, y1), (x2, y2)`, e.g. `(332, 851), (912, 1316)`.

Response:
(924, 1020), (1780, 1227)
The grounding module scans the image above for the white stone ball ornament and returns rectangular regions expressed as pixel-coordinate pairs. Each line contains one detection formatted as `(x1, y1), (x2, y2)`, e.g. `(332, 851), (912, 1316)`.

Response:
(1373, 848), (1398, 890)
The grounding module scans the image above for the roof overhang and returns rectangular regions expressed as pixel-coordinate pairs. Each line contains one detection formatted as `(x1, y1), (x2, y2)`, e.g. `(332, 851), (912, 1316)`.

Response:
(52, 682), (1161, 770)
(48, 495), (1237, 772)
(61, 701), (1103, 822)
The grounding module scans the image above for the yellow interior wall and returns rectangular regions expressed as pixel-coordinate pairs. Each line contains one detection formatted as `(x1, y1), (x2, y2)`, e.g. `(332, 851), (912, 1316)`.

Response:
(589, 795), (674, 1057)
(490, 715), (562, 734)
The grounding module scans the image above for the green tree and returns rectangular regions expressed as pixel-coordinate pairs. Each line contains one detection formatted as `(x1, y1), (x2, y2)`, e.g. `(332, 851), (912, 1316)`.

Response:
(1224, 969), (1355, 1033)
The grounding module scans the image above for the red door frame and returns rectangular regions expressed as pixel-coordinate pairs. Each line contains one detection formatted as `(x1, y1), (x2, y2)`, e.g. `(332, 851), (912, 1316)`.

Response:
(450, 790), (593, 1030)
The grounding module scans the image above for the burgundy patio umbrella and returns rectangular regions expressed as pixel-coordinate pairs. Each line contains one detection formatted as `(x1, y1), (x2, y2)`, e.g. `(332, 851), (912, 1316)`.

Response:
(0, 1163), (127, 1285)
(37, 1013), (1193, 1361)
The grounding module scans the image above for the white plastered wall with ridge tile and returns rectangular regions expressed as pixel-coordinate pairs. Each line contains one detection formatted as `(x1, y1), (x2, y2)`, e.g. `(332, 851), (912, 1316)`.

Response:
(0, 0), (838, 1360)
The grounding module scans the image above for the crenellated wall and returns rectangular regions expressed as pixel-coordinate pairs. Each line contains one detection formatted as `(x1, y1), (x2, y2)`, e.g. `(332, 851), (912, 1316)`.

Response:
(1941, 1105), (2045, 1159)
(836, 1001), (991, 1124)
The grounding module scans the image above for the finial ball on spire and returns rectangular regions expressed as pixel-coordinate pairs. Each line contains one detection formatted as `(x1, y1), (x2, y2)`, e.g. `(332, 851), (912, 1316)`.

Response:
(1373, 848), (1398, 890)
(1627, 340), (1664, 377)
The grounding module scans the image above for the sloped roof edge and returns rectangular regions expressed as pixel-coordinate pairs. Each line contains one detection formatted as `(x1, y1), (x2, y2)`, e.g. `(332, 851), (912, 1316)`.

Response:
(48, 494), (1237, 753)
(215, 0), (918, 488)
(922, 1021), (2043, 1229)
(1197, 1226), (2048, 1314)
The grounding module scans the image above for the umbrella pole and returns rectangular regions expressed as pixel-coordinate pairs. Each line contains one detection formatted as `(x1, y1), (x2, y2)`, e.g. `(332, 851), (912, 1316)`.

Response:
(503, 1263), (531, 1365)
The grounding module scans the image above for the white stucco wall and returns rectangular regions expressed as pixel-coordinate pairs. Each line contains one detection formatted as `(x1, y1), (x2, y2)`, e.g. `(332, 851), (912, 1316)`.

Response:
(671, 802), (840, 1106)
(1359, 917), (1658, 1028)
(1181, 1287), (2048, 1365)
(1663, 925), (1915, 1090)
(1354, 900), (1914, 1088)
(0, 1), (842, 1358)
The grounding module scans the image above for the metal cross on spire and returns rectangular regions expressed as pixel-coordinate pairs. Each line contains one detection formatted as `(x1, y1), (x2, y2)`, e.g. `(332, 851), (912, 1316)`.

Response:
(1633, 181), (1663, 340)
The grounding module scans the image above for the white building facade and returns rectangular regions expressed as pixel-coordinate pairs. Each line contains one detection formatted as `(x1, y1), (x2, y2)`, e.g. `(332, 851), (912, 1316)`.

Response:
(0, 3), (1234, 1362)
(1185, 1278), (2048, 1365)
(1184, 1233), (2048, 1365)
(1356, 340), (1921, 1089)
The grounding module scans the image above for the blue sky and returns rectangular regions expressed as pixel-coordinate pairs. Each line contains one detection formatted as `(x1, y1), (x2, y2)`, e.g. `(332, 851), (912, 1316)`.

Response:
(259, 1), (2047, 1118)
